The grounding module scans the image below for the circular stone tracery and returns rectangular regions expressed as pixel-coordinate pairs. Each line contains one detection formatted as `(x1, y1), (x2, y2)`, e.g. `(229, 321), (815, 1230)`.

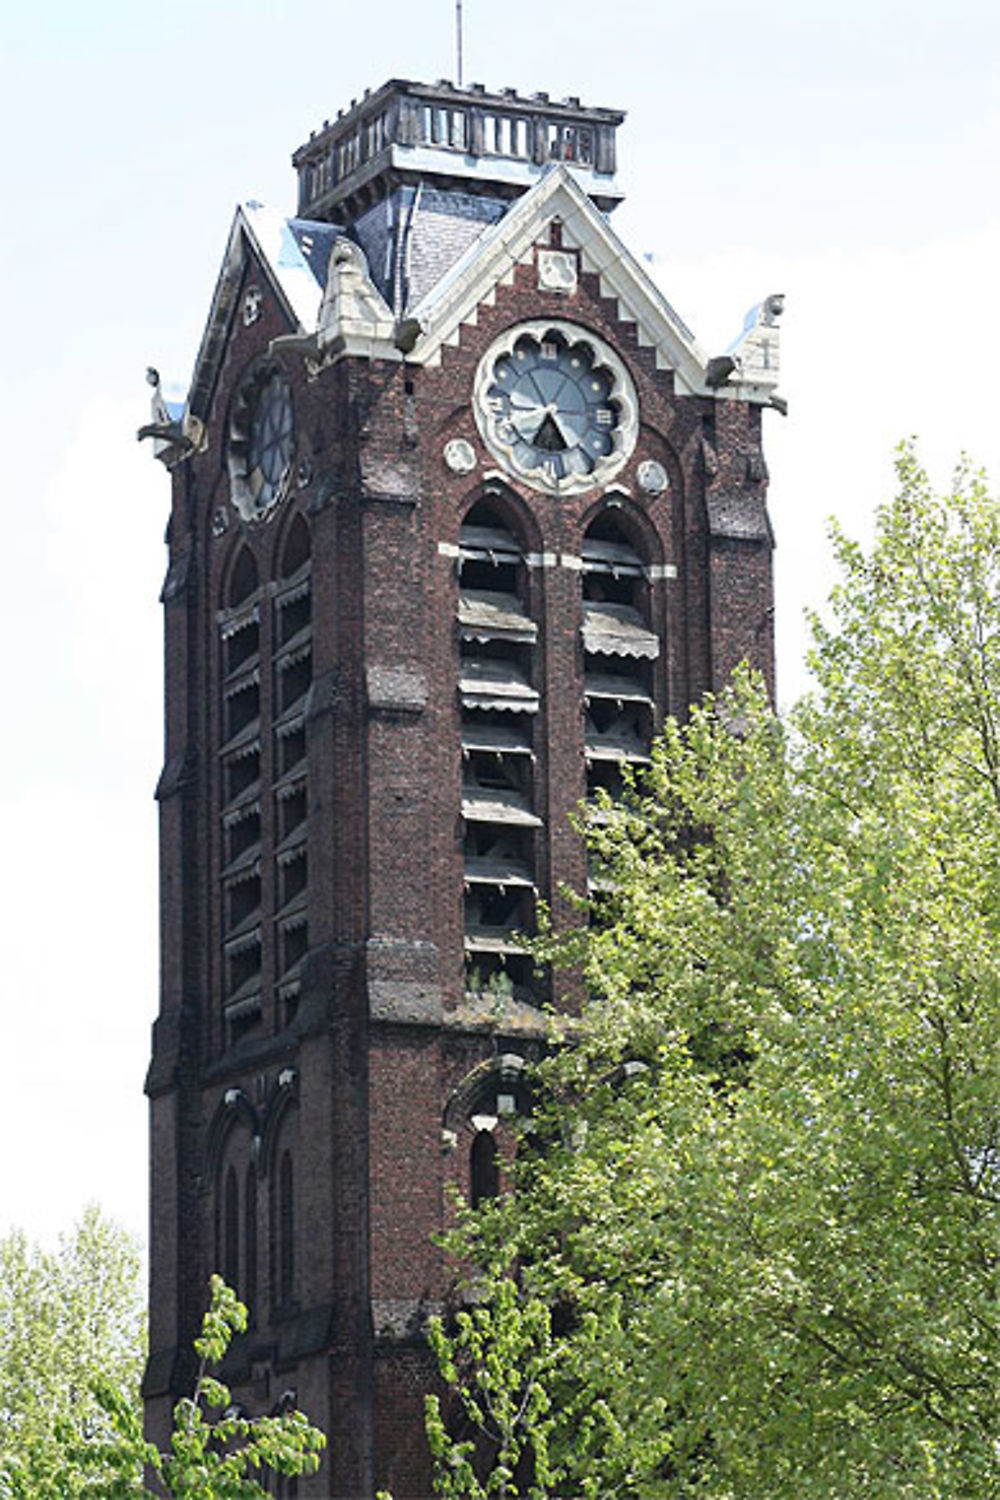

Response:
(228, 362), (295, 523)
(474, 321), (638, 496)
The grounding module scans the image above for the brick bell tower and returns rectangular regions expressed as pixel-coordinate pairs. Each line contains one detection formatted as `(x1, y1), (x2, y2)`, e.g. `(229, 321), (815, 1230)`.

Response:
(141, 77), (784, 1498)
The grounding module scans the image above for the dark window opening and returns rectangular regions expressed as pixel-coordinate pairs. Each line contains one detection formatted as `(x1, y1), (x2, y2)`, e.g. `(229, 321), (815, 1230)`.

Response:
(470, 1130), (499, 1208)
(464, 822), (533, 865)
(281, 922), (308, 974)
(223, 1164), (239, 1291)
(466, 884), (532, 935)
(277, 725), (306, 777)
(228, 810), (261, 864)
(278, 723), (307, 775)
(582, 513), (648, 613)
(583, 651), (651, 698)
(278, 1151), (295, 1307)
(226, 749), (259, 803)
(281, 515), (311, 578)
(462, 748), (527, 796)
(226, 620), (260, 676)
(460, 554), (520, 595)
(461, 709), (534, 755)
(226, 682), (260, 741)
(460, 634), (531, 674)
(459, 499), (541, 991)
(228, 547), (259, 609)
(228, 940), (262, 998)
(459, 503), (526, 599)
(229, 1005), (261, 1046)
(587, 696), (649, 737)
(279, 787), (307, 843)
(584, 567), (638, 609)
(464, 951), (533, 995)
(280, 851), (307, 908)
(244, 1168), (258, 1321)
(278, 652), (311, 714)
(587, 758), (626, 801)
(227, 875), (261, 932)
(278, 591), (311, 646)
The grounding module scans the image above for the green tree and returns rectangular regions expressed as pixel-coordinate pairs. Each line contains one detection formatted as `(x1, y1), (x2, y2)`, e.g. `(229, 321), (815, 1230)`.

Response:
(67, 1274), (326, 1499)
(432, 447), (1000, 1499)
(0, 1205), (144, 1496)
(425, 1278), (564, 1500)
(0, 1212), (325, 1499)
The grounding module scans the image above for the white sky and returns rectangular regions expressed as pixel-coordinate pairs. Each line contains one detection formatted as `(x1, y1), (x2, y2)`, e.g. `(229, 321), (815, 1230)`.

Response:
(1, 0), (999, 1246)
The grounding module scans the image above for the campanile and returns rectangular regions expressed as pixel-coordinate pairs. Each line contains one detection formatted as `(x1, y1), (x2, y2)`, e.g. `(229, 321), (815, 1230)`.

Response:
(142, 78), (783, 1497)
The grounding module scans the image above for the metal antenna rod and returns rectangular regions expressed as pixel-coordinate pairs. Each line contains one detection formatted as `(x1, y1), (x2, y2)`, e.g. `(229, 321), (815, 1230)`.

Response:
(456, 0), (464, 87)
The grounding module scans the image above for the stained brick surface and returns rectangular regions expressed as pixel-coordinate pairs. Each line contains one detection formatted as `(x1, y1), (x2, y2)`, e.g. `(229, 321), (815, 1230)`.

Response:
(147, 195), (775, 1498)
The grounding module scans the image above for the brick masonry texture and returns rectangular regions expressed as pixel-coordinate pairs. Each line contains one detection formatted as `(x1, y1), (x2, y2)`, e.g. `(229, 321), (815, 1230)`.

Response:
(147, 194), (776, 1499)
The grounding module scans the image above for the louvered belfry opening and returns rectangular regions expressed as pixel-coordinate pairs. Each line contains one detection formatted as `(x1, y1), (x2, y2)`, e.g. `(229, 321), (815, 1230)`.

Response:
(217, 517), (312, 1047)
(581, 509), (659, 805)
(457, 498), (541, 997)
(220, 547), (264, 1039)
(272, 518), (312, 1030)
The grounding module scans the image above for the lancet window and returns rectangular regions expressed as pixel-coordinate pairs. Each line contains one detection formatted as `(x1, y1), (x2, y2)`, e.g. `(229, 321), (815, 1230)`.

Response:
(219, 547), (264, 1037)
(272, 517), (311, 1028)
(457, 499), (542, 996)
(217, 515), (312, 1045)
(581, 509), (659, 804)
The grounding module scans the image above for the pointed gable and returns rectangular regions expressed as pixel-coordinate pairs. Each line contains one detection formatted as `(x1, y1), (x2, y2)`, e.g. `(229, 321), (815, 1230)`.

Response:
(185, 202), (338, 424)
(405, 166), (782, 407)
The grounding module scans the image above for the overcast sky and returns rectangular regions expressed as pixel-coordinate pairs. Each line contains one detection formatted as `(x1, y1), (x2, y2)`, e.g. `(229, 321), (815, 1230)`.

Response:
(2, 0), (998, 1247)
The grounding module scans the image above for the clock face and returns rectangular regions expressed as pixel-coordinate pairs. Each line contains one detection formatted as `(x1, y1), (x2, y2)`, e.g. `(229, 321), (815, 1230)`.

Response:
(228, 362), (295, 523)
(474, 322), (637, 495)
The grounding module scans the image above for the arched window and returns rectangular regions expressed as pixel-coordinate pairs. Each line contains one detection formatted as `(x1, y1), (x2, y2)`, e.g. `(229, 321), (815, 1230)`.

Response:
(470, 1130), (499, 1208)
(223, 1164), (240, 1291)
(458, 497), (542, 998)
(244, 1166), (258, 1319)
(581, 509), (659, 802)
(278, 1149), (295, 1307)
(273, 515), (312, 1028)
(218, 511), (313, 1046)
(220, 547), (263, 1043)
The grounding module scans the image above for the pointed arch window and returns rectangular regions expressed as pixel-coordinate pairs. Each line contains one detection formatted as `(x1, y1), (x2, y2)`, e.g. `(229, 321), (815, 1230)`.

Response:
(273, 519), (311, 1026)
(581, 509), (659, 803)
(216, 512), (313, 1045)
(223, 1164), (240, 1292)
(276, 1149), (295, 1308)
(470, 1130), (499, 1208)
(219, 545), (264, 1040)
(458, 498), (542, 998)
(244, 1166), (258, 1319)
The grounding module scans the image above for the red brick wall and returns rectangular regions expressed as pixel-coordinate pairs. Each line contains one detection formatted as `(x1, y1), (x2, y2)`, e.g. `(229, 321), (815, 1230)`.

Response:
(147, 222), (775, 1497)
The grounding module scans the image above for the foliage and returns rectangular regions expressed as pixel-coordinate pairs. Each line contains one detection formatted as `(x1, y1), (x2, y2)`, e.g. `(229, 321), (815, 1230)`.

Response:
(0, 1245), (325, 1499)
(0, 1205), (144, 1498)
(425, 1278), (563, 1500)
(430, 447), (1000, 1499)
(65, 1273), (327, 1499)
